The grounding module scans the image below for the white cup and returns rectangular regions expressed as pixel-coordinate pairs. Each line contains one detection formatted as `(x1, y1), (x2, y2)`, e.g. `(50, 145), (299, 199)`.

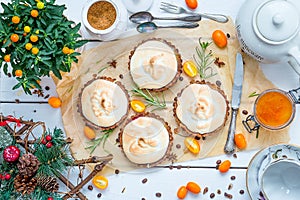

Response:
(261, 159), (300, 200)
(81, 0), (120, 35)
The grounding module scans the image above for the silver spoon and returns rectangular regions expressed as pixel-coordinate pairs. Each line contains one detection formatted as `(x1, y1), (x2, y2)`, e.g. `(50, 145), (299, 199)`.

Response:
(136, 21), (199, 33)
(130, 11), (201, 24)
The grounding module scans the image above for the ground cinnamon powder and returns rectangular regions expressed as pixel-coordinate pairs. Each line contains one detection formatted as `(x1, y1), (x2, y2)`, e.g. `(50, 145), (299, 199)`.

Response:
(87, 1), (116, 30)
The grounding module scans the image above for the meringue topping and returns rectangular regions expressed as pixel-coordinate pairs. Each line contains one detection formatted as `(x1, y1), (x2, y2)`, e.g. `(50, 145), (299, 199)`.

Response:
(122, 116), (170, 164)
(176, 84), (227, 133)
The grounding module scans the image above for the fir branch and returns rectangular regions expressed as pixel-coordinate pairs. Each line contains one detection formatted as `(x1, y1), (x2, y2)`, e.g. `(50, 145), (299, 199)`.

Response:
(131, 87), (166, 110)
(85, 129), (114, 154)
(193, 38), (217, 79)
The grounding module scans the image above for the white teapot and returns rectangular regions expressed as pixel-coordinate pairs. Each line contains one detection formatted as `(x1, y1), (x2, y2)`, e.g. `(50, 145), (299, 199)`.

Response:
(236, 0), (300, 75)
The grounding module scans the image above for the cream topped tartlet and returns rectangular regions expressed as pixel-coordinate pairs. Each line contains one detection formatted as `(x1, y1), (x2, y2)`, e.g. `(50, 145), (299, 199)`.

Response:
(78, 77), (129, 130)
(119, 113), (173, 167)
(174, 81), (229, 136)
(129, 38), (182, 91)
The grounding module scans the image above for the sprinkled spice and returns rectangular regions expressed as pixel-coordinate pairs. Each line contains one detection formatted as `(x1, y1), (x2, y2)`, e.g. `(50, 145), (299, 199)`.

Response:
(230, 176), (236, 180)
(88, 185), (93, 190)
(242, 110), (248, 115)
(224, 192), (233, 199)
(87, 1), (117, 30)
(239, 190), (244, 195)
(155, 192), (162, 197)
(179, 76), (183, 81)
(176, 144), (181, 149)
(142, 178), (148, 184)
(203, 187), (209, 194)
(121, 187), (126, 193)
(217, 189), (221, 194)
(115, 169), (120, 174)
(174, 127), (180, 134)
(97, 193), (102, 198)
(210, 193), (215, 198)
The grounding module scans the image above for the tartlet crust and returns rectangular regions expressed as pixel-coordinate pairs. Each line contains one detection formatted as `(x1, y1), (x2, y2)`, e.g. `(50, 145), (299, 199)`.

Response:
(78, 76), (130, 130)
(128, 38), (182, 92)
(173, 80), (229, 137)
(118, 112), (173, 167)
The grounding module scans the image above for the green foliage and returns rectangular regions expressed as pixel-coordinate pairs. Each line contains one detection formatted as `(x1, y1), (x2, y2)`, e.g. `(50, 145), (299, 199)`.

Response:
(0, 0), (87, 94)
(131, 87), (166, 110)
(34, 128), (73, 177)
(193, 38), (217, 79)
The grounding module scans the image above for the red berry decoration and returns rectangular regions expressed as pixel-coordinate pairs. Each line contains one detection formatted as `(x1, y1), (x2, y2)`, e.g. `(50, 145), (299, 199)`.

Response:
(4, 174), (11, 180)
(46, 142), (53, 148)
(41, 138), (47, 145)
(47, 197), (54, 200)
(3, 145), (20, 162)
(45, 135), (52, 141)
(0, 174), (3, 180)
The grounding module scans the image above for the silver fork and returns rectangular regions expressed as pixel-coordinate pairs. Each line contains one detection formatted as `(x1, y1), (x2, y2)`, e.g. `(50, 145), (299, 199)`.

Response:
(160, 2), (229, 23)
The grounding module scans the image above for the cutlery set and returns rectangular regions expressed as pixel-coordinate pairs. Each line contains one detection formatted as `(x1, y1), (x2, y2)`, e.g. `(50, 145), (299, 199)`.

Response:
(130, 2), (228, 33)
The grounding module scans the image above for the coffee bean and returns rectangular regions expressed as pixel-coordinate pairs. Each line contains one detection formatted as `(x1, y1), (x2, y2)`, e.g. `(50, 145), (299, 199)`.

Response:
(142, 178), (148, 184)
(210, 193), (215, 198)
(242, 110), (248, 115)
(179, 76), (183, 81)
(224, 192), (233, 199)
(88, 185), (93, 190)
(203, 187), (209, 195)
(239, 190), (245, 195)
(97, 193), (102, 198)
(216, 160), (221, 165)
(119, 74), (123, 79)
(217, 189), (221, 194)
(230, 176), (236, 180)
(45, 86), (50, 90)
(176, 144), (181, 149)
(115, 169), (120, 174)
(155, 192), (162, 197)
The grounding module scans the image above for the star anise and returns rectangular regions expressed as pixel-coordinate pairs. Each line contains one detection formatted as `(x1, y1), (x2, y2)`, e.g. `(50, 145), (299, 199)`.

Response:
(32, 89), (44, 97)
(214, 57), (225, 67)
(107, 59), (117, 68)
(165, 152), (178, 164)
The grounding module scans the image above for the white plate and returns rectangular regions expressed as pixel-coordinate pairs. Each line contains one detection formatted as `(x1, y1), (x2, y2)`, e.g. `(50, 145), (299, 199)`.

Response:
(246, 144), (300, 200)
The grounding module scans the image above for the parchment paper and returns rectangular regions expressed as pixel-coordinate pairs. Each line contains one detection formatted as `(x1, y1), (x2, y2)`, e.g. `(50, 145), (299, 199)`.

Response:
(55, 19), (290, 175)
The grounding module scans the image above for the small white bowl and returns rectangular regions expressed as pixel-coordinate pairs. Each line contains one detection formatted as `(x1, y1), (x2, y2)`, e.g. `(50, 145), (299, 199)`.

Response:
(81, 0), (127, 40)
(261, 159), (300, 200)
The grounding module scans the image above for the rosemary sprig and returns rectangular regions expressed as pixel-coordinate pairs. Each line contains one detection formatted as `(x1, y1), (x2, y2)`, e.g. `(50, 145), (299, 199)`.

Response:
(85, 129), (114, 154)
(131, 87), (166, 110)
(248, 91), (260, 98)
(193, 38), (217, 79)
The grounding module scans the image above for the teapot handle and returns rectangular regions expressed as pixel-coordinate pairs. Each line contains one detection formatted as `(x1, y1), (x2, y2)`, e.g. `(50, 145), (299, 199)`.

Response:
(288, 47), (300, 75)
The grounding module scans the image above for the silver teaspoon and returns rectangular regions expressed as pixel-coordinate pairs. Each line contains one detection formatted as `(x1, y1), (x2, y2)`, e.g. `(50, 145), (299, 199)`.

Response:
(130, 11), (201, 24)
(136, 21), (199, 33)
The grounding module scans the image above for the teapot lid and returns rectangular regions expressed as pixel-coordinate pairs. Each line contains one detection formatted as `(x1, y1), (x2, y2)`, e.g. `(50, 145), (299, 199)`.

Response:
(253, 0), (300, 44)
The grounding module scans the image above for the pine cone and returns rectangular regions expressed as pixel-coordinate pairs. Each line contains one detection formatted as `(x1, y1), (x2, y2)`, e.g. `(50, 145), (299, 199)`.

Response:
(37, 176), (59, 192)
(14, 174), (37, 195)
(17, 153), (40, 177)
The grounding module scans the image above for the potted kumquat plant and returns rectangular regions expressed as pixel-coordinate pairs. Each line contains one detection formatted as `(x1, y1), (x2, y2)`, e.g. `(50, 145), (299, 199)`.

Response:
(0, 0), (87, 94)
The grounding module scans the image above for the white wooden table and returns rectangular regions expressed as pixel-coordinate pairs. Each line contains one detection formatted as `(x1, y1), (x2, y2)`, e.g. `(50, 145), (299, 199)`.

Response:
(1, 0), (300, 199)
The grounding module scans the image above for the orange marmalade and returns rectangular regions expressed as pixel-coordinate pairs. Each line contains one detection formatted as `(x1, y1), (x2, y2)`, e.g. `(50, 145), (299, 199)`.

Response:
(255, 90), (293, 128)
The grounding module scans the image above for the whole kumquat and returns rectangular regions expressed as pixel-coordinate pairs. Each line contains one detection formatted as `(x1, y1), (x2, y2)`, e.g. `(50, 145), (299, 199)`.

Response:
(30, 35), (38, 43)
(25, 43), (33, 50)
(10, 34), (19, 42)
(130, 100), (146, 113)
(92, 175), (108, 190)
(62, 46), (70, 54)
(177, 186), (188, 199)
(184, 137), (200, 154)
(212, 30), (227, 48)
(48, 96), (62, 108)
(69, 49), (75, 54)
(37, 2), (45, 9)
(15, 70), (23, 77)
(183, 60), (197, 78)
(24, 26), (31, 33)
(31, 9), (39, 18)
(185, 0), (198, 9)
(11, 16), (20, 24)
(31, 47), (39, 55)
(218, 160), (231, 173)
(186, 182), (201, 194)
(83, 126), (96, 140)
(4, 54), (10, 62)
(234, 133), (247, 149)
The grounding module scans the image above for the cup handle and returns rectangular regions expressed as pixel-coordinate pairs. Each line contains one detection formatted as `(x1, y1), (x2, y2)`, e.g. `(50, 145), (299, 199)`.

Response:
(288, 47), (300, 75)
(242, 115), (260, 138)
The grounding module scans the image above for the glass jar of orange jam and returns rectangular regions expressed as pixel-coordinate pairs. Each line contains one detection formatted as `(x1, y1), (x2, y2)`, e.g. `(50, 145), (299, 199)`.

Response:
(254, 89), (295, 130)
